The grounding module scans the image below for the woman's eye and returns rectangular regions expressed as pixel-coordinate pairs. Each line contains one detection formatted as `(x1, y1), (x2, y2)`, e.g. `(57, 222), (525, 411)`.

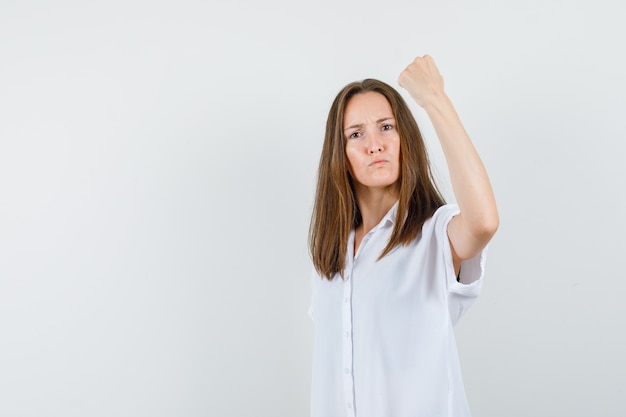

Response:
(381, 124), (393, 131)
(349, 132), (362, 139)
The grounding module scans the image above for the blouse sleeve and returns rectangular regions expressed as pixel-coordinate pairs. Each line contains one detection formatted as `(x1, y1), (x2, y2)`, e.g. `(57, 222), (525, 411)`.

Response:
(434, 204), (488, 326)
(308, 268), (321, 321)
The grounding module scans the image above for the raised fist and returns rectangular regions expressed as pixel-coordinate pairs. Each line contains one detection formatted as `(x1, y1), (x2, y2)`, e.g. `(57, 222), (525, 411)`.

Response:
(398, 55), (445, 108)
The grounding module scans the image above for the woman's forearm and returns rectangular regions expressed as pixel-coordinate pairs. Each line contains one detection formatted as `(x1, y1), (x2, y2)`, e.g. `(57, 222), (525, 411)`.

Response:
(423, 94), (499, 240)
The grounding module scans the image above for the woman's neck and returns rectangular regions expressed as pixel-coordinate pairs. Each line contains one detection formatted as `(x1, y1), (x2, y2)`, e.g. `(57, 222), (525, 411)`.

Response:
(353, 184), (398, 252)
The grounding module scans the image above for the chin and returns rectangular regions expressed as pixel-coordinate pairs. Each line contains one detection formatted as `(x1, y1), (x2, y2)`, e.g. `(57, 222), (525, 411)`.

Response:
(366, 180), (399, 189)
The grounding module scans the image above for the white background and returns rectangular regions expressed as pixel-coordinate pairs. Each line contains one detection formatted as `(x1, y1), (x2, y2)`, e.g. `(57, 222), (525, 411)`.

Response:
(1, 0), (625, 416)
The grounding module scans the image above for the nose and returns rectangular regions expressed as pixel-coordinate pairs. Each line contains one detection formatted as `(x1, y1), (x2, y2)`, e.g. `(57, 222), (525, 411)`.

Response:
(366, 131), (384, 154)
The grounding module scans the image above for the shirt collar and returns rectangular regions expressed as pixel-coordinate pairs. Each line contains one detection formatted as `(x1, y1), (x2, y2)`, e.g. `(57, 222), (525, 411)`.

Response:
(382, 200), (399, 226)
(369, 200), (399, 234)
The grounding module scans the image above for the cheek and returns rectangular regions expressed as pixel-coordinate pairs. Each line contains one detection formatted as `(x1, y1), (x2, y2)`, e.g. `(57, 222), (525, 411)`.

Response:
(345, 147), (359, 170)
(394, 140), (401, 163)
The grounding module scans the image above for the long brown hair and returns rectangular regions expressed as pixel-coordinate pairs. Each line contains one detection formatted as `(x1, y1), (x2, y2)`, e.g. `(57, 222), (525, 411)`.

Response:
(309, 79), (445, 280)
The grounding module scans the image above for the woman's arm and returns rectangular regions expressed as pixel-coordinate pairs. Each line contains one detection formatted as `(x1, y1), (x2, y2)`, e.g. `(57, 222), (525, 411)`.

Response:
(398, 55), (499, 268)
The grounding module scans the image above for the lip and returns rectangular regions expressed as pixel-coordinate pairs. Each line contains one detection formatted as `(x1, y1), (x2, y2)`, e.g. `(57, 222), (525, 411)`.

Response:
(369, 159), (388, 167)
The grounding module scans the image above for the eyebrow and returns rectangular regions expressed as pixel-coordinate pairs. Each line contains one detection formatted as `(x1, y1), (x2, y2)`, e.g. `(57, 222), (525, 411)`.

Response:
(344, 117), (394, 132)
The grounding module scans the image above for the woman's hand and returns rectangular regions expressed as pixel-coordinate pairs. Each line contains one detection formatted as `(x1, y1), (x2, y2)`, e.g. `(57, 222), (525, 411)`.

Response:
(398, 55), (446, 109)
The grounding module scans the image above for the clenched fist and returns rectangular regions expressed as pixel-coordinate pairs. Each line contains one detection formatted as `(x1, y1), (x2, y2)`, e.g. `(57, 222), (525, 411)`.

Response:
(398, 55), (446, 108)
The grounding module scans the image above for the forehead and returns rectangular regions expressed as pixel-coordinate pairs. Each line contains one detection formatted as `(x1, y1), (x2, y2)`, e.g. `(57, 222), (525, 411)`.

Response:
(343, 92), (393, 126)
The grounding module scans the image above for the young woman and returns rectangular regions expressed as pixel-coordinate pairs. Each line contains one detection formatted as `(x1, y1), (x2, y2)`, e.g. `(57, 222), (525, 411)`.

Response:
(308, 55), (498, 417)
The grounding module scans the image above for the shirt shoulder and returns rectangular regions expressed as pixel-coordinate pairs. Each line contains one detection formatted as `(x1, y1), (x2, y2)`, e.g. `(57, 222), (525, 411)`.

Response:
(428, 203), (461, 231)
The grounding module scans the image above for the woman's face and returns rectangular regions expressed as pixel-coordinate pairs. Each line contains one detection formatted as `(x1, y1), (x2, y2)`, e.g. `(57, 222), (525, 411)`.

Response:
(343, 92), (400, 193)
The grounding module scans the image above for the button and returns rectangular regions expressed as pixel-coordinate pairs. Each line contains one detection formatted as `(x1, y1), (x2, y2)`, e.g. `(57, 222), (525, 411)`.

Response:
(344, 368), (350, 374)
(347, 403), (352, 409)
(344, 331), (350, 338)
(344, 297), (349, 303)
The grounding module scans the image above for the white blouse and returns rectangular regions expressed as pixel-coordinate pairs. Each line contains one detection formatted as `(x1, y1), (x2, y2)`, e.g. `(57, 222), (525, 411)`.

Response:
(309, 203), (487, 417)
